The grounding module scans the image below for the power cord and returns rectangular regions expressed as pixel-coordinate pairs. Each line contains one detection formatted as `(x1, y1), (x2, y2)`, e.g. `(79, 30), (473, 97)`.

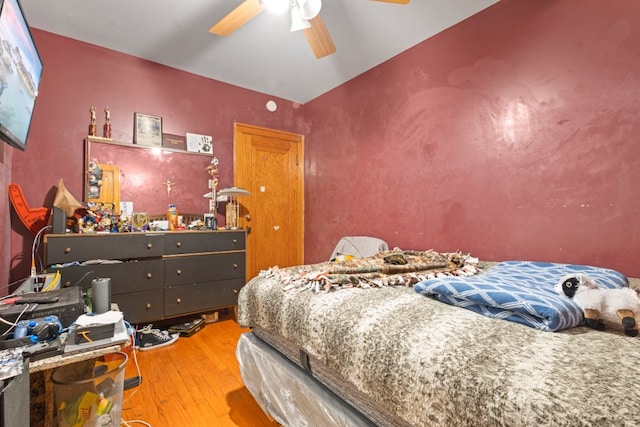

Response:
(120, 420), (151, 427)
(1, 227), (52, 336)
(122, 324), (143, 403)
(31, 224), (51, 278)
(0, 303), (34, 337)
(0, 220), (50, 297)
(121, 325), (151, 426)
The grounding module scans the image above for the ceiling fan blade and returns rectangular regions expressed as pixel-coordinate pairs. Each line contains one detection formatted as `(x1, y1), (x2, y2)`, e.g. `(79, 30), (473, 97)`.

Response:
(209, 0), (265, 36)
(370, 0), (410, 4)
(303, 15), (336, 59)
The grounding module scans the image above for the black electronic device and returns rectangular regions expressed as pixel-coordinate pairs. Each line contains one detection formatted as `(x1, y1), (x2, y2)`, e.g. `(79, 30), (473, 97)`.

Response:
(0, 0), (43, 151)
(0, 287), (84, 336)
(124, 376), (142, 390)
(1, 294), (59, 305)
(168, 317), (205, 337)
(72, 323), (115, 344)
(51, 206), (67, 234)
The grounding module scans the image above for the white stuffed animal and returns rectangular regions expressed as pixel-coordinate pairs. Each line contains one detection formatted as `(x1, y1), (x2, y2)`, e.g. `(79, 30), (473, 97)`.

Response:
(555, 273), (639, 337)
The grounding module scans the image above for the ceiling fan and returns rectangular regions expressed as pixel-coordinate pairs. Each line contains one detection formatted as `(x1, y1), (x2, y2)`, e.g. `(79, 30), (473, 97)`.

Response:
(209, 0), (410, 59)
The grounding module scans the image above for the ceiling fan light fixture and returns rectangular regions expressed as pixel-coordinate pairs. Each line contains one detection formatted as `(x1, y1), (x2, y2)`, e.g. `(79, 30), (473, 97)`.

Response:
(290, 5), (311, 31)
(262, 0), (290, 14)
(298, 0), (322, 20)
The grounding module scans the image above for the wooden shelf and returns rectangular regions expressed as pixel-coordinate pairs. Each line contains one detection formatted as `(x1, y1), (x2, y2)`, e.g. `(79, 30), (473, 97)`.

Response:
(86, 136), (213, 157)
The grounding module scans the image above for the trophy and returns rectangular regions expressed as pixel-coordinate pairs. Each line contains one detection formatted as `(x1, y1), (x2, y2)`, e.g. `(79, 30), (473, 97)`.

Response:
(131, 212), (148, 232)
(88, 106), (97, 136)
(103, 107), (111, 139)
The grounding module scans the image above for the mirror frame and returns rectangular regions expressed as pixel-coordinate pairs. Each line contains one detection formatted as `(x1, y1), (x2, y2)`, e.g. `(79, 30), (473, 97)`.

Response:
(84, 136), (215, 216)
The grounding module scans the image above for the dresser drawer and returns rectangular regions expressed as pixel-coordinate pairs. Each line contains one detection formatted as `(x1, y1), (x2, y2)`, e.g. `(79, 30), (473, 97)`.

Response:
(57, 260), (164, 294)
(164, 252), (245, 286)
(164, 231), (245, 255)
(164, 278), (242, 317)
(113, 289), (164, 325)
(44, 229), (246, 324)
(45, 233), (165, 264)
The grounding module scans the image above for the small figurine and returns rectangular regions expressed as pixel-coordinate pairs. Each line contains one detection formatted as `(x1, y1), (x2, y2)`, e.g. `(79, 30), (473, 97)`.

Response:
(206, 156), (219, 181)
(103, 107), (111, 139)
(89, 106), (97, 136)
(206, 156), (220, 217)
(164, 179), (175, 196)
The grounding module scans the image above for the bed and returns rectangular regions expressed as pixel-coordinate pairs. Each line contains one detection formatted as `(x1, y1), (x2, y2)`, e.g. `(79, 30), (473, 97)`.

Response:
(236, 250), (640, 426)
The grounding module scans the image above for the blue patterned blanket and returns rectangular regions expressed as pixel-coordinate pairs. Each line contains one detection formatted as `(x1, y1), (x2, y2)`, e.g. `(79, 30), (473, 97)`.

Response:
(413, 261), (629, 331)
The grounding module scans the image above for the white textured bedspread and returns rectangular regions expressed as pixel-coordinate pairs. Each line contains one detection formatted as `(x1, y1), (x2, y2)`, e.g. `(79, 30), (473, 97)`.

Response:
(238, 266), (640, 426)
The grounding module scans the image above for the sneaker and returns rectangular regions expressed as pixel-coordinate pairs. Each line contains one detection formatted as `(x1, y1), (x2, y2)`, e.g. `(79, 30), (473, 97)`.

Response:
(134, 324), (179, 351)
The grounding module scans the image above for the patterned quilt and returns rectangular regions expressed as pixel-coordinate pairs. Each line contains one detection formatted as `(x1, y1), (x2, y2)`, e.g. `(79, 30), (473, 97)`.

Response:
(414, 261), (629, 331)
(238, 260), (640, 427)
(259, 250), (479, 292)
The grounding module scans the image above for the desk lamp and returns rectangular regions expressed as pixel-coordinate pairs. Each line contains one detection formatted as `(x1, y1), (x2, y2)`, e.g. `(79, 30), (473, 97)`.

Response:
(218, 187), (251, 229)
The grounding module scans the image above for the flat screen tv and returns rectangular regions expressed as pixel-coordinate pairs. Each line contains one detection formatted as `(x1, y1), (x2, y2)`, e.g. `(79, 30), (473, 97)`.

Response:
(0, 0), (42, 151)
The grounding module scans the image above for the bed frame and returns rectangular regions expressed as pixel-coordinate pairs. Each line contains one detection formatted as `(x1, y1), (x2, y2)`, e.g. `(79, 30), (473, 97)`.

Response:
(236, 257), (640, 426)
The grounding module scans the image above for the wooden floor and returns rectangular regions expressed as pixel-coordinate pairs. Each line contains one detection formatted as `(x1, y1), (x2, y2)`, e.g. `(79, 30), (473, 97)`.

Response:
(120, 313), (279, 427)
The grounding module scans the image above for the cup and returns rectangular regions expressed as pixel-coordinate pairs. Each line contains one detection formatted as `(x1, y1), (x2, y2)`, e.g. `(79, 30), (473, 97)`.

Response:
(91, 278), (111, 314)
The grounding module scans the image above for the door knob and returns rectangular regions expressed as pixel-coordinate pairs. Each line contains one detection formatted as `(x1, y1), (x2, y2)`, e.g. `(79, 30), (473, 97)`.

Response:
(245, 214), (251, 221)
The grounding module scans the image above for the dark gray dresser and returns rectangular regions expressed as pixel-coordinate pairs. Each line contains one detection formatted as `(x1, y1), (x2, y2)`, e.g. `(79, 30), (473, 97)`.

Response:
(44, 230), (246, 324)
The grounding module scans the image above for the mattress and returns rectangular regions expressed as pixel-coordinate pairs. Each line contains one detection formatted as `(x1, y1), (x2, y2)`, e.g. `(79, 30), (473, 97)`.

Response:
(238, 259), (640, 426)
(236, 331), (377, 427)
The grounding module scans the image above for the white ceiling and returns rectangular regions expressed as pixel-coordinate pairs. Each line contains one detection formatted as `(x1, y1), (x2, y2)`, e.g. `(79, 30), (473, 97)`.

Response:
(20, 0), (499, 104)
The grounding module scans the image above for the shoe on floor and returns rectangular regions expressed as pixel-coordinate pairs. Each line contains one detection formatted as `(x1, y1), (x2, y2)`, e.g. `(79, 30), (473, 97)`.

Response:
(135, 324), (179, 351)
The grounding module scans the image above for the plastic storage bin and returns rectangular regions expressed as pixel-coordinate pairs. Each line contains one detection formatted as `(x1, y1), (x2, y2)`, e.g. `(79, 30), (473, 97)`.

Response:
(52, 352), (128, 427)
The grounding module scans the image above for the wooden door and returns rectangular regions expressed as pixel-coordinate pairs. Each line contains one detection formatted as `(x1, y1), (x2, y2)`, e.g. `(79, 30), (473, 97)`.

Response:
(233, 123), (304, 280)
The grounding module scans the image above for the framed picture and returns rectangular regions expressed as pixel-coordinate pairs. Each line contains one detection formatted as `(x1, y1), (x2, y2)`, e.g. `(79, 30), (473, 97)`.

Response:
(133, 113), (163, 147)
(162, 133), (187, 151)
(186, 132), (213, 154)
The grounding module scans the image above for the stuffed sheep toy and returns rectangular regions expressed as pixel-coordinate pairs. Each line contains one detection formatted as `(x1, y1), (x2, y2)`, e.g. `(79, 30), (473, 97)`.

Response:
(555, 273), (639, 337)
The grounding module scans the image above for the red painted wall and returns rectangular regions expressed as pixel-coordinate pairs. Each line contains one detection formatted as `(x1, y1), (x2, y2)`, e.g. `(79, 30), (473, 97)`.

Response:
(5, 0), (640, 289)
(6, 30), (305, 288)
(304, 0), (640, 277)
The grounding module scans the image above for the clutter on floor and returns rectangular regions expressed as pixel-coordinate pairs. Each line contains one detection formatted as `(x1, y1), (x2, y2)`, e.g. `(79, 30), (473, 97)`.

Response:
(134, 325), (179, 351)
(168, 317), (205, 337)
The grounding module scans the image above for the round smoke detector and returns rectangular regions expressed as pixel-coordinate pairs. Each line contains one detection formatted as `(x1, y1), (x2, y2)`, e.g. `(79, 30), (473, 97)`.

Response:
(266, 100), (278, 112)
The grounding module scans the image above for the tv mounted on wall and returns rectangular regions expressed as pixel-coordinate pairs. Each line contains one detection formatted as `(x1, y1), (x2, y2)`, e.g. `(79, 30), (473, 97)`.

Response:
(0, 0), (42, 151)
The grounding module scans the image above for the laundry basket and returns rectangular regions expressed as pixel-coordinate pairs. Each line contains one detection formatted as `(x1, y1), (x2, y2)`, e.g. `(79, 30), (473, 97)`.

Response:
(52, 352), (128, 427)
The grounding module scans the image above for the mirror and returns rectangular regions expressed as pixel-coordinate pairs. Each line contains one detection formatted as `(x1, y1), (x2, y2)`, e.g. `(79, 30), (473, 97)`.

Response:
(85, 137), (214, 216)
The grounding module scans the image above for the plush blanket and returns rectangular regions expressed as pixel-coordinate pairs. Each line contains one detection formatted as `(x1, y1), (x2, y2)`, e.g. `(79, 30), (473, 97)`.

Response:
(260, 250), (479, 292)
(238, 266), (640, 427)
(414, 261), (629, 331)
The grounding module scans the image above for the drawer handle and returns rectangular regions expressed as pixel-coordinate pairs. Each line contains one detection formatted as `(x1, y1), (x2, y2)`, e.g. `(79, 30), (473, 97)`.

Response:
(176, 298), (182, 304)
(176, 242), (182, 248)
(233, 289), (239, 294)
(64, 247), (72, 254)
(146, 303), (152, 310)
(232, 239), (238, 244)
(176, 269), (182, 275)
(147, 273), (152, 279)
(233, 263), (238, 269)
(64, 281), (72, 287)
(147, 243), (153, 249)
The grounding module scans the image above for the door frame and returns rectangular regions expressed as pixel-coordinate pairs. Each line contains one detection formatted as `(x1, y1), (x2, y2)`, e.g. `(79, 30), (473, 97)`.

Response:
(233, 122), (304, 280)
